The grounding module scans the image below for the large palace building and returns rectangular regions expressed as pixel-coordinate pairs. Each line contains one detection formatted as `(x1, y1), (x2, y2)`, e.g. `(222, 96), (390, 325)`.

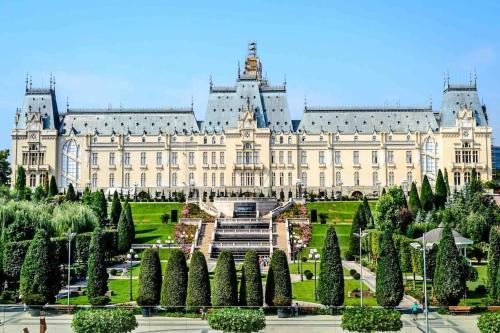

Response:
(11, 43), (493, 197)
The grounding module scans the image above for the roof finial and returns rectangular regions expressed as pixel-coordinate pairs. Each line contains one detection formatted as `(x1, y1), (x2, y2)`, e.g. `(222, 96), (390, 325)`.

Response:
(53, 75), (56, 91)
(49, 73), (53, 90)
(25, 73), (29, 92)
(283, 73), (287, 87)
(474, 69), (477, 88)
(429, 94), (433, 109)
(191, 95), (194, 110)
(209, 74), (213, 92)
(66, 96), (69, 111)
(29, 75), (32, 89)
(237, 61), (241, 78)
(304, 95), (307, 110)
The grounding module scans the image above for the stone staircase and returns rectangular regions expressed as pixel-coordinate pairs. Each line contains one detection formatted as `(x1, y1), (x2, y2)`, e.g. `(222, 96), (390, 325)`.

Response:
(197, 222), (215, 255)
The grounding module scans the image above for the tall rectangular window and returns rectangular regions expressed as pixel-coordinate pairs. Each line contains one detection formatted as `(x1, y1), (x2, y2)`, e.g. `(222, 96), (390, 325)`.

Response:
(211, 173), (216, 186)
(301, 151), (307, 164)
(220, 152), (225, 165)
(387, 151), (394, 164)
(455, 151), (461, 163)
(156, 152), (162, 165)
(203, 152), (208, 165)
(472, 151), (478, 163)
(140, 152), (146, 166)
(371, 151), (378, 164)
(279, 151), (284, 164)
(220, 173), (224, 186)
(171, 152), (178, 165)
(271, 151), (276, 164)
(92, 153), (98, 166)
(253, 151), (259, 164)
(124, 152), (130, 165)
(353, 151), (359, 165)
(140, 173), (146, 187)
(109, 173), (115, 187)
(109, 152), (115, 166)
(319, 151), (325, 164)
(188, 152), (195, 165)
(236, 152), (242, 164)
(203, 173), (207, 186)
(406, 151), (412, 164)
(211, 152), (216, 165)
(335, 151), (341, 164)
(156, 173), (162, 187)
(287, 151), (292, 164)
(124, 173), (130, 187)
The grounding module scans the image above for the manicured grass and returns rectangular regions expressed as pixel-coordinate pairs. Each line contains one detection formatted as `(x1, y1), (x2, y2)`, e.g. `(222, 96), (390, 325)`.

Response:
(292, 279), (376, 306)
(57, 279), (139, 305)
(306, 201), (377, 223)
(130, 203), (182, 244)
(301, 223), (351, 257)
(289, 262), (352, 277)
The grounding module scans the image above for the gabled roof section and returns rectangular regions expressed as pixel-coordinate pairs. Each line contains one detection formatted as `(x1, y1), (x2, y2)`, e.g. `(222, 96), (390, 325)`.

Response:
(15, 87), (60, 130)
(440, 80), (488, 127)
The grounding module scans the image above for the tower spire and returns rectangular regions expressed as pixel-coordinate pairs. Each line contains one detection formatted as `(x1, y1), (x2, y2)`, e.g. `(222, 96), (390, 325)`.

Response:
(25, 73), (29, 92)
(209, 74), (213, 92)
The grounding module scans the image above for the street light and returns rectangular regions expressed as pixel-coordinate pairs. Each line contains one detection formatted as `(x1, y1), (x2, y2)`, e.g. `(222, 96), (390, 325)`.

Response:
(353, 229), (369, 307)
(165, 236), (174, 250)
(126, 249), (138, 301)
(309, 249), (321, 301)
(411, 231), (431, 333)
(296, 179), (303, 199)
(64, 230), (77, 309)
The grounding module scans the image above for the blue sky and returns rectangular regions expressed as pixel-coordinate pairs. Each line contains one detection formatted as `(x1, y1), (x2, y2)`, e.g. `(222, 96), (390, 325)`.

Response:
(0, 0), (499, 150)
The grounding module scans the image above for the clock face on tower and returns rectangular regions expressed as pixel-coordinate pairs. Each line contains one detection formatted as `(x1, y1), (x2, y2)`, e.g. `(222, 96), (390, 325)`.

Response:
(29, 132), (37, 140)
(463, 131), (470, 138)
(244, 131), (250, 138)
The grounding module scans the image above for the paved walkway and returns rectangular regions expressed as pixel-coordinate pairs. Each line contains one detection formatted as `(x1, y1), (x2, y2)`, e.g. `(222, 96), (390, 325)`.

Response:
(342, 260), (417, 307)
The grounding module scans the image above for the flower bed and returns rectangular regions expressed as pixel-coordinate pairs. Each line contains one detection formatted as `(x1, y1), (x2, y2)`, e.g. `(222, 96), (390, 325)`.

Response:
(181, 203), (215, 223)
(292, 223), (312, 245)
(275, 203), (307, 223)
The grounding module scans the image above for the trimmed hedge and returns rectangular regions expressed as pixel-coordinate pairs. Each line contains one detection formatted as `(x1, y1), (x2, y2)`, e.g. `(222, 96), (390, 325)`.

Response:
(71, 309), (138, 333)
(3, 240), (31, 283)
(239, 251), (263, 307)
(117, 201), (135, 254)
(161, 248), (188, 308)
(86, 228), (109, 305)
(375, 230), (403, 307)
(318, 225), (344, 306)
(186, 250), (211, 307)
(488, 226), (500, 304)
(213, 250), (238, 307)
(265, 249), (292, 306)
(341, 308), (402, 333)
(477, 312), (500, 333)
(137, 248), (162, 306)
(208, 308), (266, 333)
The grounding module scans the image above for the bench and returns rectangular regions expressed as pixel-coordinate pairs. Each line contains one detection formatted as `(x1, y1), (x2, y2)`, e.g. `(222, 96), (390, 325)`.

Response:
(487, 306), (500, 312)
(448, 306), (473, 314)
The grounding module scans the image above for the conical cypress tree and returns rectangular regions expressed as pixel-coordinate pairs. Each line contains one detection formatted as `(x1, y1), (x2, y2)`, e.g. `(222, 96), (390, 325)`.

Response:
(117, 200), (135, 253)
(487, 226), (500, 304)
(376, 230), (404, 307)
(265, 249), (292, 306)
(443, 168), (450, 196)
(48, 175), (58, 197)
(433, 226), (466, 305)
(110, 191), (122, 227)
(434, 170), (447, 209)
(161, 249), (188, 308)
(348, 205), (366, 259)
(318, 225), (344, 306)
(213, 250), (238, 306)
(19, 229), (60, 304)
(87, 227), (109, 304)
(420, 175), (434, 211)
(137, 248), (162, 306)
(408, 182), (421, 215)
(15, 166), (26, 196)
(239, 251), (263, 306)
(82, 187), (92, 205)
(66, 183), (77, 202)
(381, 187), (386, 196)
(186, 250), (211, 307)
(362, 196), (373, 228)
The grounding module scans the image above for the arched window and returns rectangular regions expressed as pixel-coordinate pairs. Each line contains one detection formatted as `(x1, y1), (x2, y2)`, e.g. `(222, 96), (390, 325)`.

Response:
(220, 137), (224, 145)
(61, 139), (81, 188)
(39, 173), (46, 187)
(388, 171), (394, 186)
(354, 172), (359, 186)
(109, 173), (114, 188)
(279, 136), (283, 144)
(454, 172), (460, 186)
(301, 172), (307, 186)
(172, 173), (177, 187)
(140, 173), (146, 187)
(279, 172), (284, 186)
(372, 172), (378, 186)
(91, 173), (97, 188)
(220, 173), (224, 186)
(336, 172), (342, 186)
(288, 172), (292, 186)
(407, 171), (413, 184)
(203, 137), (207, 144)
(319, 172), (325, 187)
(29, 174), (36, 187)
(212, 137), (216, 144)
(422, 137), (437, 176)
(464, 171), (471, 184)
(156, 173), (162, 187)
(476, 172), (481, 180)
(288, 136), (292, 144)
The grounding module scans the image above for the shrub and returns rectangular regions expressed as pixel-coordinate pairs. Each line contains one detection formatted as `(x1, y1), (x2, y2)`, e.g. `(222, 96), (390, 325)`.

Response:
(186, 250), (211, 308)
(51, 203), (97, 236)
(408, 182), (421, 215)
(341, 308), (403, 333)
(110, 191), (122, 228)
(66, 183), (77, 202)
(15, 166), (26, 197)
(475, 285), (488, 295)
(71, 309), (138, 333)
(376, 230), (403, 307)
(48, 175), (58, 197)
(488, 226), (500, 304)
(137, 249), (162, 306)
(161, 213), (170, 224)
(239, 251), (263, 307)
(208, 308), (266, 333)
(353, 272), (361, 280)
(318, 225), (344, 306)
(305, 271), (314, 280)
(434, 169), (447, 209)
(75, 233), (92, 264)
(117, 201), (135, 254)
(348, 205), (367, 257)
(265, 249), (292, 306)
(213, 250), (238, 306)
(477, 312), (500, 333)
(161, 249), (188, 308)
(91, 190), (108, 226)
(19, 229), (60, 305)
(349, 269), (356, 276)
(87, 228), (109, 304)
(420, 175), (434, 211)
(109, 268), (117, 276)
(3, 240), (31, 283)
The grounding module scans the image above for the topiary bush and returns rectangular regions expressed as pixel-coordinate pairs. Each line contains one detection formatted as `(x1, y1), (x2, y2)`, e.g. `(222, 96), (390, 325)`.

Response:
(304, 271), (314, 280)
(137, 248), (162, 306)
(186, 250), (211, 308)
(477, 312), (500, 333)
(161, 248), (188, 309)
(265, 249), (292, 306)
(208, 308), (266, 333)
(375, 230), (403, 307)
(86, 228), (109, 305)
(341, 308), (403, 333)
(318, 225), (344, 306)
(3, 240), (31, 283)
(71, 308), (138, 333)
(213, 250), (238, 306)
(117, 201), (135, 254)
(239, 251), (263, 307)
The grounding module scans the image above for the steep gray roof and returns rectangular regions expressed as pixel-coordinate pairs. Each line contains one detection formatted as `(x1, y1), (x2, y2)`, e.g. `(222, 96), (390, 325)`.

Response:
(298, 106), (439, 134)
(59, 107), (199, 136)
(15, 88), (60, 130)
(440, 83), (488, 127)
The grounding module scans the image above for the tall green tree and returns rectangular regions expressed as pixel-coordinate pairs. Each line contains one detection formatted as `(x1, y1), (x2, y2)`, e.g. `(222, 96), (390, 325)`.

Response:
(420, 175), (434, 211)
(487, 226), (500, 304)
(110, 191), (122, 227)
(186, 250), (211, 308)
(348, 205), (366, 259)
(443, 168), (450, 196)
(375, 230), (404, 307)
(15, 165), (26, 197)
(48, 175), (58, 197)
(362, 196), (373, 228)
(408, 182), (421, 215)
(213, 250), (238, 306)
(265, 249), (292, 306)
(92, 190), (108, 225)
(375, 187), (406, 231)
(137, 249), (162, 306)
(318, 225), (344, 306)
(117, 201), (135, 253)
(433, 226), (466, 305)
(0, 149), (11, 185)
(161, 249), (188, 308)
(434, 170), (447, 209)
(239, 251), (263, 307)
(87, 227), (109, 304)
(19, 229), (60, 304)
(82, 187), (92, 205)
(66, 183), (77, 202)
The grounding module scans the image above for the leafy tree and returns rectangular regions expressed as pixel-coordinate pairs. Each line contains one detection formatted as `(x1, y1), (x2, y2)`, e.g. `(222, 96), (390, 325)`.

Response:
(48, 175), (58, 197)
(375, 230), (403, 307)
(488, 226), (500, 304)
(434, 170), (447, 209)
(160, 249), (188, 308)
(408, 182), (421, 215)
(348, 205), (366, 259)
(87, 228), (109, 305)
(443, 168), (450, 196)
(32, 186), (46, 202)
(362, 196), (373, 228)
(15, 166), (26, 198)
(43, 171), (49, 196)
(265, 249), (292, 306)
(110, 191), (122, 227)
(117, 201), (135, 253)
(66, 183), (77, 202)
(186, 250), (211, 307)
(239, 251), (263, 307)
(0, 149), (11, 185)
(318, 225), (344, 306)
(420, 175), (434, 211)
(91, 190), (108, 225)
(433, 226), (466, 305)
(137, 249), (162, 306)
(381, 187), (386, 196)
(375, 187), (406, 231)
(19, 229), (60, 304)
(213, 250), (238, 306)
(82, 187), (92, 206)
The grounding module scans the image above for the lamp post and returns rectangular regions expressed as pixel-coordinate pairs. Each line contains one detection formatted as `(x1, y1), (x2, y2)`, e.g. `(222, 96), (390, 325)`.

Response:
(411, 231), (430, 333)
(133, 182), (138, 201)
(309, 249), (321, 301)
(339, 181), (343, 199)
(65, 230), (77, 308)
(295, 179), (302, 199)
(353, 229), (369, 307)
(126, 249), (138, 301)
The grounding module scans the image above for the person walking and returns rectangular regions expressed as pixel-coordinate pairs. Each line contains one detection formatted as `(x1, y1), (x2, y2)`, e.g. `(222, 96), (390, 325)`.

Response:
(411, 302), (419, 321)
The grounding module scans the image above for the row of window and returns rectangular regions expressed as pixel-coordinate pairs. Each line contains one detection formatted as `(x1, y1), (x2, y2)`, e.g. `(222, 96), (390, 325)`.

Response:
(453, 171), (480, 186)
(27, 173), (46, 187)
(92, 151), (227, 167)
(455, 150), (479, 164)
(22, 152), (45, 165)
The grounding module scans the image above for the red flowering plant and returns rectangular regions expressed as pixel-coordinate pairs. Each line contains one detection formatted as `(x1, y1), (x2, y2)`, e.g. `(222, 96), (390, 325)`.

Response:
(292, 223), (312, 245)
(181, 203), (215, 223)
(274, 203), (308, 223)
(174, 223), (198, 245)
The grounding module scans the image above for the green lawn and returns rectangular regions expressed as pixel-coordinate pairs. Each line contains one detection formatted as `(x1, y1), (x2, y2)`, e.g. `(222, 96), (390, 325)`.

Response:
(306, 201), (377, 223)
(292, 279), (376, 306)
(299, 223), (351, 257)
(57, 279), (139, 305)
(130, 203), (183, 244)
